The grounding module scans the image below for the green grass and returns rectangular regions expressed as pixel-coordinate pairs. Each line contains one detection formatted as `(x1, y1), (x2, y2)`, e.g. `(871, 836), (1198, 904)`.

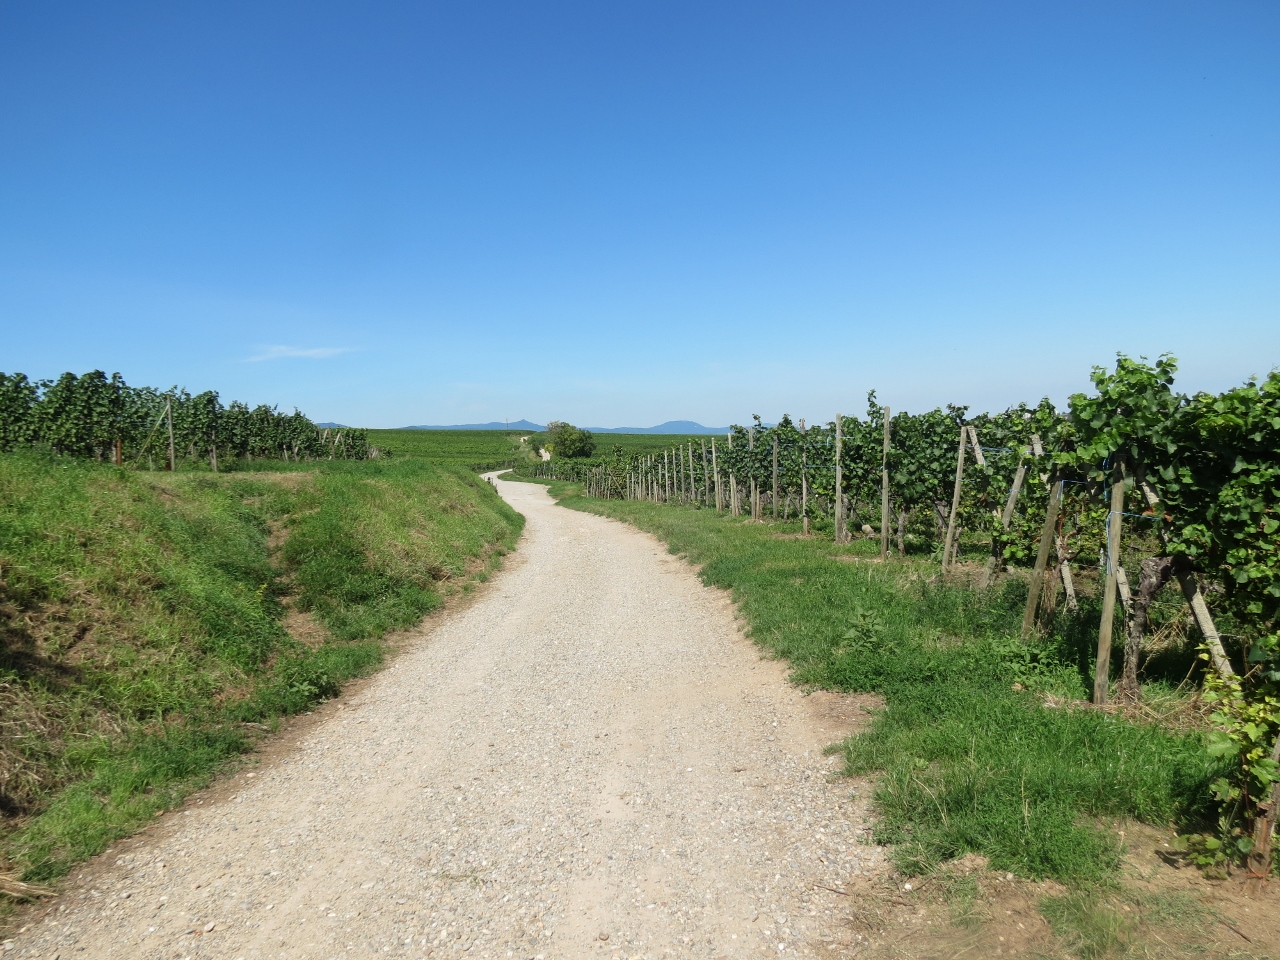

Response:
(0, 450), (522, 887)
(529, 432), (715, 458)
(366, 428), (529, 469)
(547, 483), (1222, 885)
(1041, 889), (1218, 959)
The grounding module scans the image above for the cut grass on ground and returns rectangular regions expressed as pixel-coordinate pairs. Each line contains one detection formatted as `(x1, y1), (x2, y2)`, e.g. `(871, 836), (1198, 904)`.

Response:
(0, 451), (522, 892)
(536, 479), (1222, 887)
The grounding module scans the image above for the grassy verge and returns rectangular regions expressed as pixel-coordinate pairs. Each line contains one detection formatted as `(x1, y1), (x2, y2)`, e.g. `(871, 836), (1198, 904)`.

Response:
(0, 451), (521, 892)
(541, 482), (1221, 885)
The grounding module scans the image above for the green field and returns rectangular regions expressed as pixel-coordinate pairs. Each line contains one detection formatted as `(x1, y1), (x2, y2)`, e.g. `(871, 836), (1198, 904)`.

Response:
(0, 450), (521, 892)
(367, 429), (530, 469)
(531, 431), (717, 458)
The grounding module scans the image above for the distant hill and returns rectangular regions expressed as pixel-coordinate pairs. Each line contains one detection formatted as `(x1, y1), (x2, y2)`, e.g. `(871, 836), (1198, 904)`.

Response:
(398, 419), (731, 434)
(585, 421), (730, 434)
(400, 420), (545, 431)
(314, 422), (348, 429)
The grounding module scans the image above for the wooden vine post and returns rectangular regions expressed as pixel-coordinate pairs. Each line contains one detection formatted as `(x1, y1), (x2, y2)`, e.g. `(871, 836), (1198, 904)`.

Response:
(712, 438), (723, 511)
(165, 396), (176, 471)
(1092, 463), (1128, 705)
(981, 436), (1035, 588)
(701, 440), (711, 507)
(728, 433), (739, 516)
(690, 443), (697, 503)
(800, 419), (809, 535)
(834, 413), (844, 543)
(941, 426), (966, 572)
(1135, 480), (1236, 681)
(880, 407), (891, 560)
(772, 433), (779, 520)
(748, 427), (759, 520)
(691, 450), (701, 512)
(1020, 472), (1064, 639)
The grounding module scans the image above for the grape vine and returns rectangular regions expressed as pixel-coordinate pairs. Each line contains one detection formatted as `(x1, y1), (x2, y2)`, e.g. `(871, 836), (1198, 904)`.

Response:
(525, 355), (1280, 870)
(0, 369), (379, 466)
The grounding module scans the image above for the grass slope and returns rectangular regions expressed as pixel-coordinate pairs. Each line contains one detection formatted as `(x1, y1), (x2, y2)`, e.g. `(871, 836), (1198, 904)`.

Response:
(0, 451), (521, 887)
(546, 483), (1221, 885)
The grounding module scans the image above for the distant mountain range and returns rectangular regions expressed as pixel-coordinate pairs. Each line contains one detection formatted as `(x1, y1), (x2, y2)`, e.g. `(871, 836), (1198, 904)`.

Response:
(398, 419), (732, 434)
(399, 419), (546, 432)
(588, 421), (731, 435)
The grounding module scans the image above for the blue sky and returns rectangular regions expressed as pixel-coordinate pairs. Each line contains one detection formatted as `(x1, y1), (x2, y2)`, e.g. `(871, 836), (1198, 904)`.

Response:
(2, 2), (1277, 428)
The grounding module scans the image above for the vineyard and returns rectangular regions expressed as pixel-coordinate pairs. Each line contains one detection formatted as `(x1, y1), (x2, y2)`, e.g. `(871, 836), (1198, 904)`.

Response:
(0, 370), (376, 467)
(366, 428), (526, 471)
(526, 355), (1280, 874)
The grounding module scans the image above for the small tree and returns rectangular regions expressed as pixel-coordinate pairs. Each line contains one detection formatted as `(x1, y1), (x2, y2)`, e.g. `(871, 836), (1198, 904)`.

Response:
(547, 422), (595, 458)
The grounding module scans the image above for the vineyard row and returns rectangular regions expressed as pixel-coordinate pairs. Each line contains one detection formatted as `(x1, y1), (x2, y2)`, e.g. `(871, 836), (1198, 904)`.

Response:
(0, 369), (379, 467)
(524, 356), (1280, 872)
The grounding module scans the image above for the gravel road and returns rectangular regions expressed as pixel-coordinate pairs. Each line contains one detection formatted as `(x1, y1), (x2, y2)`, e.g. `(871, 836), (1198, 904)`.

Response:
(8, 473), (882, 960)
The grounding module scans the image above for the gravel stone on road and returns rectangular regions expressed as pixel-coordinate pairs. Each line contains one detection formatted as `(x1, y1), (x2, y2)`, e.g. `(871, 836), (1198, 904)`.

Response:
(9, 473), (883, 959)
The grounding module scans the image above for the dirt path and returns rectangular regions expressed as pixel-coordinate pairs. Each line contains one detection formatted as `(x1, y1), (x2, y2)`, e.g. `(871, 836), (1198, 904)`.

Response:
(8, 474), (881, 960)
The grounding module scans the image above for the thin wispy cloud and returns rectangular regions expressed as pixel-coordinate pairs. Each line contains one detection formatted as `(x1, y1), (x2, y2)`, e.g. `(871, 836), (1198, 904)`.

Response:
(245, 345), (353, 362)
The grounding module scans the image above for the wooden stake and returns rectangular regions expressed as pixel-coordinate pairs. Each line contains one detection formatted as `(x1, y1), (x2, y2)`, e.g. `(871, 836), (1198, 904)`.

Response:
(748, 427), (759, 520)
(942, 427), (966, 572)
(880, 407), (891, 560)
(1134, 479), (1236, 679)
(965, 425), (986, 466)
(834, 414), (844, 543)
(981, 445), (1029, 587)
(1093, 465), (1127, 705)
(712, 437), (723, 511)
(772, 433), (779, 520)
(800, 420), (809, 536)
(728, 432), (739, 516)
(689, 443), (697, 504)
(165, 397), (176, 471)
(1020, 474), (1063, 639)
(701, 439), (711, 506)
(1176, 570), (1237, 680)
